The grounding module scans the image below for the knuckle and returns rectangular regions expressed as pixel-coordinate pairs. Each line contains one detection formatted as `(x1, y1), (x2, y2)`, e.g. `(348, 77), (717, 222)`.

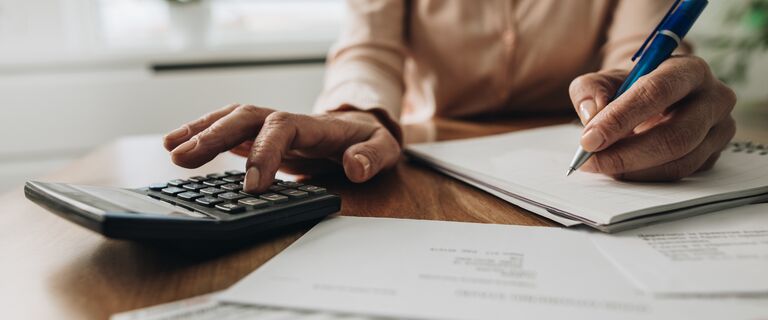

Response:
(569, 74), (592, 94)
(195, 127), (225, 149)
(719, 84), (737, 113)
(688, 56), (710, 75)
(236, 104), (261, 116)
(247, 139), (282, 165)
(597, 109), (629, 137)
(659, 127), (695, 157)
(264, 111), (293, 126)
(355, 144), (382, 167)
(662, 162), (692, 182)
(193, 113), (218, 128)
(723, 116), (737, 138)
(220, 103), (240, 113)
(635, 76), (672, 107)
(383, 133), (401, 153)
(593, 151), (627, 174)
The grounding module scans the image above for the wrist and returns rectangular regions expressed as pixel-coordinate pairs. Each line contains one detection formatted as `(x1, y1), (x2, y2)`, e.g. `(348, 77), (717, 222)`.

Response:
(326, 104), (404, 146)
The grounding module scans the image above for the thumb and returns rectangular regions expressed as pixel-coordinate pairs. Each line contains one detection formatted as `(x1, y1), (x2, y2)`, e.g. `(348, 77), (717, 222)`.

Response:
(342, 128), (401, 183)
(568, 69), (628, 125)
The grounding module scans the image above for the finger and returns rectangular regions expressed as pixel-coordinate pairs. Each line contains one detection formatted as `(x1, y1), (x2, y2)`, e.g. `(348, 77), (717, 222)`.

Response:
(581, 56), (711, 152)
(243, 112), (371, 192)
(569, 70), (628, 125)
(229, 140), (254, 157)
(696, 151), (721, 173)
(581, 92), (716, 174)
(163, 103), (239, 151)
(613, 117), (734, 181)
(171, 105), (274, 168)
(342, 127), (401, 183)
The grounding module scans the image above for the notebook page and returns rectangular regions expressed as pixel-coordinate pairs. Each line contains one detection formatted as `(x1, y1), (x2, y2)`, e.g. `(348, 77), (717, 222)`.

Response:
(407, 124), (768, 225)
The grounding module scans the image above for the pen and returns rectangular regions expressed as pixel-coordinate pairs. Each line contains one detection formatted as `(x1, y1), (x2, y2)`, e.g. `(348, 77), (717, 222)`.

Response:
(566, 0), (709, 176)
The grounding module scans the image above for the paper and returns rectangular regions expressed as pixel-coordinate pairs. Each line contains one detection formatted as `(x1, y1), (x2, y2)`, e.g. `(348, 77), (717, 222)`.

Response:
(218, 216), (768, 320)
(110, 293), (382, 320)
(406, 124), (768, 226)
(590, 203), (768, 296)
(434, 164), (582, 226)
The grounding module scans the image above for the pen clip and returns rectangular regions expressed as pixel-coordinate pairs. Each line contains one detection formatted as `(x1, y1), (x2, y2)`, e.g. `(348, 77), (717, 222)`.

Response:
(631, 0), (682, 61)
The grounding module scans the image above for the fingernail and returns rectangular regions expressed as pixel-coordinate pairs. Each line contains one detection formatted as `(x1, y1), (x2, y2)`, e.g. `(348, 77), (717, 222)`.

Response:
(172, 139), (197, 154)
(581, 128), (605, 152)
(245, 167), (260, 191)
(166, 126), (189, 140)
(354, 154), (371, 176)
(579, 100), (595, 124)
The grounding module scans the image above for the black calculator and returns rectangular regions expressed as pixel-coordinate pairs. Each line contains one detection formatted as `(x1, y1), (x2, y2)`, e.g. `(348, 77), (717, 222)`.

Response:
(25, 171), (341, 241)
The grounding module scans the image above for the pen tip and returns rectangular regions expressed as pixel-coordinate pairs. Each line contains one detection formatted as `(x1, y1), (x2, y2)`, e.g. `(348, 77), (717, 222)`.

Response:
(566, 168), (575, 177)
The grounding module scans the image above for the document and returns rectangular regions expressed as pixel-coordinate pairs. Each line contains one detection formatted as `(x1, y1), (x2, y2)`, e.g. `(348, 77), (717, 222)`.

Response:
(590, 203), (768, 296)
(110, 293), (382, 320)
(406, 124), (768, 231)
(218, 217), (767, 320)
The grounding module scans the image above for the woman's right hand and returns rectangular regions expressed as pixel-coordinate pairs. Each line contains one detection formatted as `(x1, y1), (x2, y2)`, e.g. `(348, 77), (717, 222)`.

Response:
(163, 104), (402, 194)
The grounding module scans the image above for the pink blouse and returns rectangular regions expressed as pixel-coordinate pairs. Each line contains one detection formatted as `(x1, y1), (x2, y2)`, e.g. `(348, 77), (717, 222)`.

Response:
(314, 0), (682, 124)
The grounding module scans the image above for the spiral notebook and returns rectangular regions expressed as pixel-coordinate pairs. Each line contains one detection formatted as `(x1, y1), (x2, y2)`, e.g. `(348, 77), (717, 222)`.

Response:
(406, 124), (768, 232)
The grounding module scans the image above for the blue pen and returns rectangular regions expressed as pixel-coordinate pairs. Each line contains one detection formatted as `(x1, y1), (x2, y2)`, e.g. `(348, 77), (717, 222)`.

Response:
(566, 0), (709, 176)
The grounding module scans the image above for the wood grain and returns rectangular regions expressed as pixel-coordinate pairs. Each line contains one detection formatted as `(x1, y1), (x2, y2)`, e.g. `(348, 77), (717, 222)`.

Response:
(0, 115), (764, 319)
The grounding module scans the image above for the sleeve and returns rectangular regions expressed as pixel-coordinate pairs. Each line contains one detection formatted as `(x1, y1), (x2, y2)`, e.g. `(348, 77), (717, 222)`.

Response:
(313, 0), (408, 126)
(601, 0), (693, 71)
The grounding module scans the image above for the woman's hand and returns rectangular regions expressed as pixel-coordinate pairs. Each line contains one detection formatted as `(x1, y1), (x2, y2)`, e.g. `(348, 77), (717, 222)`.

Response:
(569, 55), (737, 181)
(163, 104), (401, 193)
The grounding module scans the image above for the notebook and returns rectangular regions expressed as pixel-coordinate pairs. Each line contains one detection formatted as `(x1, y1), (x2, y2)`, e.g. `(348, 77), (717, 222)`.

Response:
(405, 124), (768, 232)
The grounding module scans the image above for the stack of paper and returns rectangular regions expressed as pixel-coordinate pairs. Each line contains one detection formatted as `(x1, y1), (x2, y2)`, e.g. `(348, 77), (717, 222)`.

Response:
(117, 204), (768, 320)
(405, 124), (768, 232)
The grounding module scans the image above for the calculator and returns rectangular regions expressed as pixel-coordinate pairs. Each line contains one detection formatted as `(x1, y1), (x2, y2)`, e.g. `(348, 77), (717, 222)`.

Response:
(24, 171), (341, 241)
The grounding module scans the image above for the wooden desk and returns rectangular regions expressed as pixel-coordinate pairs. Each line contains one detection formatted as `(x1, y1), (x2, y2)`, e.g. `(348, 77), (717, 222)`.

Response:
(0, 116), (765, 319)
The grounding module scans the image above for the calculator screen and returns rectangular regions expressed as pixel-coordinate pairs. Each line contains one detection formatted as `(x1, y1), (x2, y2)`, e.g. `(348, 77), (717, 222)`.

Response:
(47, 183), (208, 218)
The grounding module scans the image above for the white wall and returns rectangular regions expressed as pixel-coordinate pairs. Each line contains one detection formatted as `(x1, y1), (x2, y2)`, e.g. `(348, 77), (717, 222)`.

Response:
(0, 0), (340, 192)
(0, 65), (324, 191)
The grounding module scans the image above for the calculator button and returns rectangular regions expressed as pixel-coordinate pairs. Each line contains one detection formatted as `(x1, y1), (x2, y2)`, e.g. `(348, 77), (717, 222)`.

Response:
(277, 181), (303, 188)
(206, 173), (227, 179)
(200, 187), (225, 195)
(218, 192), (246, 201)
(225, 170), (245, 176)
(195, 196), (224, 207)
(259, 193), (289, 203)
(182, 183), (206, 191)
(239, 190), (258, 197)
(215, 203), (245, 214)
(223, 175), (245, 183)
(177, 191), (204, 200)
(188, 176), (208, 183)
(280, 189), (309, 199)
(268, 185), (286, 192)
(161, 187), (186, 195)
(298, 185), (327, 194)
(203, 179), (227, 187)
(221, 183), (242, 191)
(238, 198), (269, 208)
(149, 183), (167, 191)
(168, 179), (188, 187)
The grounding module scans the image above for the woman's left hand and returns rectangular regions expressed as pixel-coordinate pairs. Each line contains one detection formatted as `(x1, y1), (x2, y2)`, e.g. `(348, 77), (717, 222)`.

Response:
(568, 55), (737, 181)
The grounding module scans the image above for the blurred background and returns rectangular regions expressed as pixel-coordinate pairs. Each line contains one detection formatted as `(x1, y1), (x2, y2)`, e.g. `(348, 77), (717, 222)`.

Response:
(0, 0), (766, 192)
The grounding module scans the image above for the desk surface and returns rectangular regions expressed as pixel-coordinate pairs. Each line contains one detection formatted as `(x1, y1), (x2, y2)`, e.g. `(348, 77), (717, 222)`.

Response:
(1, 116), (766, 319)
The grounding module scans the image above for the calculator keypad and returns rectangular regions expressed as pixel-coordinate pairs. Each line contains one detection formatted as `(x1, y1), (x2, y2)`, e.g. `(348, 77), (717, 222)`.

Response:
(259, 193), (289, 203)
(146, 172), (332, 217)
